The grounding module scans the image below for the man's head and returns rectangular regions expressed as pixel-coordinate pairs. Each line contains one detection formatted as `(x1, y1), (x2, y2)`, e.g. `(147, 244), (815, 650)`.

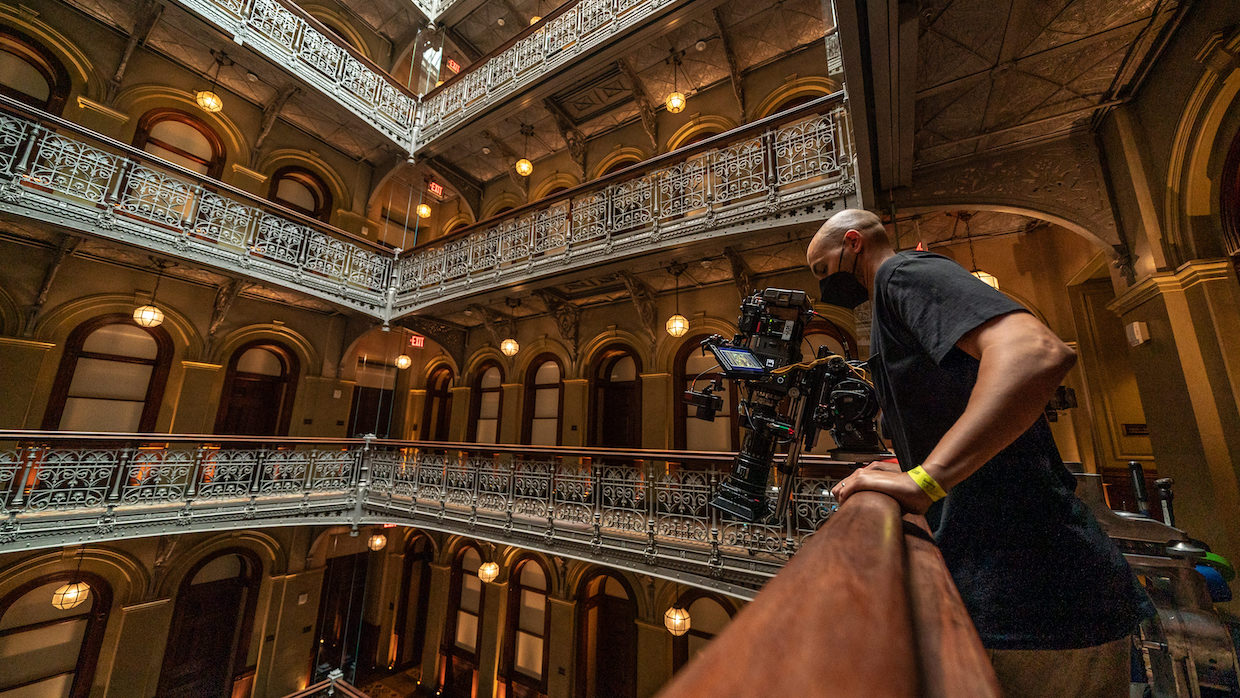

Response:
(807, 209), (893, 308)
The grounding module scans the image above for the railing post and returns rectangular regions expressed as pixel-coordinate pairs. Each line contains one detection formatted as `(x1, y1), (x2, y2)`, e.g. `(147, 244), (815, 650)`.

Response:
(3, 120), (42, 178)
(249, 446), (268, 498)
(353, 437), (372, 525)
(185, 444), (205, 499)
(107, 446), (132, 503)
(7, 445), (37, 510)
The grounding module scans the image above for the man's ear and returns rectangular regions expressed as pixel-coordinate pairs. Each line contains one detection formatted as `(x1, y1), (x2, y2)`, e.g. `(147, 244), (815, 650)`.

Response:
(843, 229), (862, 251)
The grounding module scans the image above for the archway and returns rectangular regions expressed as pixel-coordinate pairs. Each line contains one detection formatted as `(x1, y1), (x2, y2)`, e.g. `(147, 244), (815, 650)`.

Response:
(574, 570), (637, 698)
(590, 345), (641, 448)
(0, 571), (111, 697)
(214, 340), (299, 436)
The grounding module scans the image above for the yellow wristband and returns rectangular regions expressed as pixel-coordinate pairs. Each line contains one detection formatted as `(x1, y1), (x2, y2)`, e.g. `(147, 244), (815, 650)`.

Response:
(907, 465), (947, 502)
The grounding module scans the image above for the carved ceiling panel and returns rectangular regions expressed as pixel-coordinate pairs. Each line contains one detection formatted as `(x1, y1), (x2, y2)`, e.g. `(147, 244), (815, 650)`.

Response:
(451, 0), (572, 57)
(914, 0), (1178, 167)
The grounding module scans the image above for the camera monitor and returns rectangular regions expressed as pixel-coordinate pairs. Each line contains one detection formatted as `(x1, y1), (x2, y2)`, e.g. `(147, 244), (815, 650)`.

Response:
(710, 346), (767, 376)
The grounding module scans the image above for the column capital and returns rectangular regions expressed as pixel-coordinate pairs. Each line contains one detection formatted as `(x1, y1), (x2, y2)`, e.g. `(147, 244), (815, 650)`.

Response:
(1107, 259), (1233, 316)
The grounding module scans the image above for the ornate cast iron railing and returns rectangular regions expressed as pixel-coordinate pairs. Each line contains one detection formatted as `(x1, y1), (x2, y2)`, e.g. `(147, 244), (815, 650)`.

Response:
(417, 0), (685, 144)
(171, 0), (418, 150)
(394, 93), (854, 314)
(0, 432), (850, 597)
(0, 98), (391, 315)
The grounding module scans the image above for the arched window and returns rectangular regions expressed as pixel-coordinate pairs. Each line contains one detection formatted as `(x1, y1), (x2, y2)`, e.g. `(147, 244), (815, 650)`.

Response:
(0, 27), (70, 114)
(678, 128), (722, 148)
(591, 346), (641, 448)
(312, 550), (371, 683)
(600, 158), (639, 176)
(422, 366), (454, 441)
(670, 592), (734, 672)
(674, 336), (737, 451)
(157, 550), (261, 698)
(0, 571), (111, 698)
(214, 341), (299, 436)
(468, 362), (503, 443)
(393, 535), (434, 670)
(133, 109), (225, 178)
(43, 314), (173, 432)
(502, 557), (550, 696)
(443, 547), (484, 697)
(522, 356), (562, 445)
(267, 166), (333, 222)
(575, 571), (636, 698)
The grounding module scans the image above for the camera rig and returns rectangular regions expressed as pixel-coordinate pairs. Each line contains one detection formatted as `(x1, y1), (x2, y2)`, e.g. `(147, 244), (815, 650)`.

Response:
(684, 288), (888, 522)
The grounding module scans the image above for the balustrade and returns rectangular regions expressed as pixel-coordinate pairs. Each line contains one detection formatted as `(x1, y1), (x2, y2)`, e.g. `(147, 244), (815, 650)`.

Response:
(172, 0), (417, 149)
(0, 98), (392, 314)
(0, 432), (849, 595)
(395, 93), (855, 314)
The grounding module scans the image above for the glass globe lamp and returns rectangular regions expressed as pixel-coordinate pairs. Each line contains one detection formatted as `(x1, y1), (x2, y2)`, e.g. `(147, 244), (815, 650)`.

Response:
(500, 338), (520, 356)
(664, 605), (691, 636)
(52, 581), (91, 610)
(971, 269), (999, 290)
(394, 354), (412, 370)
(529, 15), (541, 24)
(195, 90), (223, 113)
(417, 203), (432, 219)
(665, 91), (686, 114)
(514, 158), (533, 177)
(367, 533), (387, 551)
(666, 314), (689, 337)
(477, 561), (499, 583)
(133, 304), (164, 328)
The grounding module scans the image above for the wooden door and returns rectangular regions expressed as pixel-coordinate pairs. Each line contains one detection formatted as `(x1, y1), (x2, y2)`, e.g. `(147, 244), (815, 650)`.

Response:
(592, 596), (637, 698)
(217, 376), (282, 435)
(599, 383), (638, 448)
(157, 579), (246, 697)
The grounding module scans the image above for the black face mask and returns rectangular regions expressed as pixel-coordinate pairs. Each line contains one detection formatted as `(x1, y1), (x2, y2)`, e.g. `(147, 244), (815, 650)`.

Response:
(818, 245), (868, 309)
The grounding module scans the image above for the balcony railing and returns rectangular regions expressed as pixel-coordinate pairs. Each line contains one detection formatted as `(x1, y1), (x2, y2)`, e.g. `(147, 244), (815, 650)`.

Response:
(394, 93), (855, 315)
(0, 98), (392, 315)
(171, 0), (417, 150)
(416, 0), (687, 145)
(0, 432), (853, 597)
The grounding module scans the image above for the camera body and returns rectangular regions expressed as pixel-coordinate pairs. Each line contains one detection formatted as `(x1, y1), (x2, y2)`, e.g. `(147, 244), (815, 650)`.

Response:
(684, 288), (886, 522)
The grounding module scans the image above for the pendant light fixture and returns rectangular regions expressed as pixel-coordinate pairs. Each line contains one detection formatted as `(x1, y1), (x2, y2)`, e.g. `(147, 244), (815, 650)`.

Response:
(960, 212), (999, 290)
(515, 124), (534, 177)
(665, 51), (687, 114)
(666, 262), (689, 337)
(133, 259), (168, 328)
(500, 298), (521, 356)
(416, 203), (432, 219)
(367, 532), (387, 551)
(52, 549), (91, 611)
(664, 583), (691, 636)
(196, 52), (228, 114)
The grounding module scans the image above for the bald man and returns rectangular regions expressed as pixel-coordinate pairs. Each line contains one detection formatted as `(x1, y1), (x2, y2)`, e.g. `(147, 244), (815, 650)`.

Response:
(808, 209), (1152, 697)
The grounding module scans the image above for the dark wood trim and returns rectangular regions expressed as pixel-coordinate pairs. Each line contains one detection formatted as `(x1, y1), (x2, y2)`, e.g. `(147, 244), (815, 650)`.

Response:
(0, 26), (71, 115)
(467, 361), (504, 443)
(394, 535), (433, 670)
(213, 340), (300, 436)
(42, 313), (173, 432)
(500, 556), (552, 694)
(421, 366), (454, 441)
(672, 335), (739, 452)
(132, 108), (226, 179)
(156, 547), (263, 697)
(1221, 125), (1240, 257)
(573, 569), (638, 698)
(0, 570), (112, 698)
(521, 353), (563, 446)
(588, 344), (641, 448)
(267, 165), (333, 223)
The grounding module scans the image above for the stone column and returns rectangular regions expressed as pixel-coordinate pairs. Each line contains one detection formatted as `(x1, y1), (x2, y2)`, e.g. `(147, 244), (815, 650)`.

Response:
(0, 337), (54, 428)
(640, 373), (672, 449)
(475, 578), (509, 697)
(406, 389), (427, 439)
(171, 361), (222, 433)
(634, 619), (672, 698)
(561, 379), (589, 446)
(1109, 260), (1240, 612)
(256, 567), (327, 697)
(449, 387), (472, 442)
(98, 598), (173, 697)
(545, 597), (577, 698)
(500, 383), (523, 444)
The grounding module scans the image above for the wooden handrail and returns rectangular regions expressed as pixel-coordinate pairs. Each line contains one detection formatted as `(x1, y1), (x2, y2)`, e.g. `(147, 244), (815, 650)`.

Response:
(658, 492), (1000, 698)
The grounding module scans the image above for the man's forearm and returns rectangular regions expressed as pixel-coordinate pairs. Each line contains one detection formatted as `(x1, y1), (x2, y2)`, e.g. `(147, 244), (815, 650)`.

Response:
(920, 341), (1074, 491)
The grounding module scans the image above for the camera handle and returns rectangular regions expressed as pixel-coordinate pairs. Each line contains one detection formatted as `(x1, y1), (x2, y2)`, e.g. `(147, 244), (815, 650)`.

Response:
(772, 391), (808, 523)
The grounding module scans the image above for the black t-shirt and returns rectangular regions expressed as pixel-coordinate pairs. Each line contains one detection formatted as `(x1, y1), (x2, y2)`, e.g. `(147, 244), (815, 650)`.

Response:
(868, 251), (1154, 650)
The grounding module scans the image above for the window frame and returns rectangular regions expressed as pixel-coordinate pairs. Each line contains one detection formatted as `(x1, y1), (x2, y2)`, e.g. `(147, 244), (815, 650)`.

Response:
(42, 314), (174, 432)
(501, 557), (552, 694)
(422, 366), (454, 441)
(213, 340), (300, 436)
(588, 345), (642, 448)
(266, 165), (333, 222)
(673, 335), (739, 451)
(521, 354), (563, 446)
(467, 361), (504, 443)
(132, 109), (226, 179)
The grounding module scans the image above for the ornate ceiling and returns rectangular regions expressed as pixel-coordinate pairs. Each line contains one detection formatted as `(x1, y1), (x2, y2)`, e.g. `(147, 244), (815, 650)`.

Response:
(914, 0), (1180, 166)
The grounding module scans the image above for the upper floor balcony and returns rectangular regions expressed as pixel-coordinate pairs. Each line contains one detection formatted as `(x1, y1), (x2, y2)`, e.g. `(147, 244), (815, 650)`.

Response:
(393, 93), (853, 316)
(0, 96), (392, 315)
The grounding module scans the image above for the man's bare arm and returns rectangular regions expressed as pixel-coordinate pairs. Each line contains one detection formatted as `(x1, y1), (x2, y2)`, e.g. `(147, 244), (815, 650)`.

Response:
(832, 312), (1075, 512)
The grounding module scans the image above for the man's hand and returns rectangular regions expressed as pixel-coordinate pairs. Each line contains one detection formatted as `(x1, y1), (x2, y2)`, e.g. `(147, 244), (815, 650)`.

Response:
(830, 461), (935, 514)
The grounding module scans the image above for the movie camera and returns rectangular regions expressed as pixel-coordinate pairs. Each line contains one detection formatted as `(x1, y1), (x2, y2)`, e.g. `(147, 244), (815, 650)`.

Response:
(683, 288), (887, 522)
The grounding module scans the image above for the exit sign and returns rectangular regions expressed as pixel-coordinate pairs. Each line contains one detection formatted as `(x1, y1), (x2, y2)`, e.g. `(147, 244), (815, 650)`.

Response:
(408, 334), (425, 348)
(446, 58), (461, 74)
(427, 180), (443, 197)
